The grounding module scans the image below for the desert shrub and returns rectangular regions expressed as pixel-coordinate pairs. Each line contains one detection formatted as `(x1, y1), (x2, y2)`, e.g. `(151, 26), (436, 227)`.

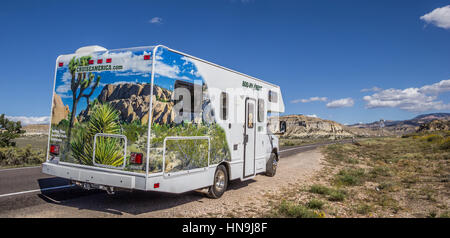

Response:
(439, 137), (450, 150)
(369, 166), (392, 178)
(439, 211), (450, 218)
(356, 204), (372, 215)
(420, 134), (443, 143)
(0, 145), (45, 167)
(306, 199), (324, 209)
(309, 184), (346, 201)
(70, 104), (123, 166)
(0, 114), (25, 147)
(150, 122), (231, 172)
(309, 184), (331, 195)
(334, 168), (366, 186)
(122, 121), (147, 144)
(328, 189), (346, 201)
(277, 200), (321, 218)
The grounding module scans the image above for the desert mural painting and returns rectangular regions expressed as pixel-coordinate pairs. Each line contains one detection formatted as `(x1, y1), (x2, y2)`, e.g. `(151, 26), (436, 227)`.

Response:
(50, 47), (230, 174)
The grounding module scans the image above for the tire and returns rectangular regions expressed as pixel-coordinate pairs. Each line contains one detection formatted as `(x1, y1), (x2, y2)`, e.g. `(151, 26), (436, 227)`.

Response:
(207, 165), (228, 199)
(265, 153), (278, 177)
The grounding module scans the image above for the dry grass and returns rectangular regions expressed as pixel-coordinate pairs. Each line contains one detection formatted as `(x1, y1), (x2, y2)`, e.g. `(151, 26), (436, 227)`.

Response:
(267, 132), (450, 218)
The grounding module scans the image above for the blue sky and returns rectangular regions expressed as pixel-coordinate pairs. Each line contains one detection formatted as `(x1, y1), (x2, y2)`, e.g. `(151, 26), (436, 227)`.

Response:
(0, 0), (449, 125)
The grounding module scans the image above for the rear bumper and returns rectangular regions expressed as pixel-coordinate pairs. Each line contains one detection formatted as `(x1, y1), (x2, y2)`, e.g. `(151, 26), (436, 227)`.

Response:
(42, 162), (137, 190)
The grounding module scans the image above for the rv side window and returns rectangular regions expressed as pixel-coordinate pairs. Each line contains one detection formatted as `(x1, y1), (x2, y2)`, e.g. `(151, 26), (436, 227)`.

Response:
(220, 92), (228, 120)
(258, 99), (264, 122)
(247, 103), (254, 128)
(268, 90), (278, 103)
(173, 80), (203, 114)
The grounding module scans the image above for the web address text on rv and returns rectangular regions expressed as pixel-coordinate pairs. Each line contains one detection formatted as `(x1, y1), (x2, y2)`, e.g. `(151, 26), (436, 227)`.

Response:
(76, 65), (123, 72)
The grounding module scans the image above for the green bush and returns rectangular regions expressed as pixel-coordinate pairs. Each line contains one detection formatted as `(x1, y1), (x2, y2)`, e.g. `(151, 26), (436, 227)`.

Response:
(420, 134), (443, 143)
(309, 184), (331, 195)
(309, 184), (346, 202)
(356, 204), (372, 215)
(70, 104), (123, 166)
(306, 199), (324, 209)
(328, 189), (346, 201)
(439, 137), (450, 150)
(334, 168), (366, 186)
(122, 121), (147, 144)
(278, 200), (320, 218)
(0, 145), (45, 167)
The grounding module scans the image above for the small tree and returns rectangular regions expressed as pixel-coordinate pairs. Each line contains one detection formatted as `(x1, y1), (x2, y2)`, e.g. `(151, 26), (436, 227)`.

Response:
(67, 56), (101, 139)
(0, 114), (25, 147)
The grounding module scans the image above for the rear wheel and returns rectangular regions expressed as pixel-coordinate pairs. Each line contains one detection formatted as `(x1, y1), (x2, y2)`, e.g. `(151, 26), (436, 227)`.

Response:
(207, 165), (228, 199)
(265, 153), (278, 177)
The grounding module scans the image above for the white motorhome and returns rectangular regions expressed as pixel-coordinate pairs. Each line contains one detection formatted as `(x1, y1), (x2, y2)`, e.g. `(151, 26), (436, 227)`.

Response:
(43, 45), (285, 198)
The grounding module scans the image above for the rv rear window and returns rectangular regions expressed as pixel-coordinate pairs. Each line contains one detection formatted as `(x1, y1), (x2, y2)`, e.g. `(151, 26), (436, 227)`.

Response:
(220, 92), (228, 120)
(268, 90), (278, 103)
(258, 99), (264, 122)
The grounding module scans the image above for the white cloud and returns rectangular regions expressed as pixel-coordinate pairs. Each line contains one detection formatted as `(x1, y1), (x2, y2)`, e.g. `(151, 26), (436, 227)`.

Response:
(101, 50), (153, 74)
(363, 80), (450, 112)
(6, 116), (50, 125)
(418, 79), (450, 94)
(326, 98), (354, 108)
(306, 114), (318, 118)
(360, 86), (382, 92)
(420, 5), (450, 29)
(56, 71), (72, 94)
(291, 96), (327, 104)
(149, 17), (163, 24)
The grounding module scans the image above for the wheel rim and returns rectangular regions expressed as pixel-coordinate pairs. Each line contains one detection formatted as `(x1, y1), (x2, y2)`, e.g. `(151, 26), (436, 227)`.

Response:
(215, 170), (226, 192)
(272, 157), (278, 172)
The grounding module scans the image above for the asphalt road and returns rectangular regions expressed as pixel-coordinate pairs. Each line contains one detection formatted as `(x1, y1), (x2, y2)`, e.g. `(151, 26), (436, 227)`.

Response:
(0, 139), (350, 215)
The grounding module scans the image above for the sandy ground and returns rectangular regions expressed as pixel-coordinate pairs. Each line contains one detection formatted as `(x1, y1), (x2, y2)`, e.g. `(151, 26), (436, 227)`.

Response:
(0, 149), (323, 217)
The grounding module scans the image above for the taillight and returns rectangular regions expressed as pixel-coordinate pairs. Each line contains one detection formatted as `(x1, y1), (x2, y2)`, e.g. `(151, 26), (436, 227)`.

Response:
(88, 60), (94, 65)
(50, 145), (60, 155)
(106, 58), (112, 63)
(154, 183), (160, 189)
(58, 62), (63, 67)
(97, 59), (103, 64)
(130, 152), (143, 164)
(143, 55), (151, 60)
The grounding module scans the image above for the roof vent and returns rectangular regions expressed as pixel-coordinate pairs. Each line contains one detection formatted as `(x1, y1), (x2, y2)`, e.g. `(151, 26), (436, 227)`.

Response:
(75, 45), (108, 54)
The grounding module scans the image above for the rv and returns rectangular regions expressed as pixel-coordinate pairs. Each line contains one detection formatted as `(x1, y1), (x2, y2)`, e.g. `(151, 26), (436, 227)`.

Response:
(43, 45), (285, 198)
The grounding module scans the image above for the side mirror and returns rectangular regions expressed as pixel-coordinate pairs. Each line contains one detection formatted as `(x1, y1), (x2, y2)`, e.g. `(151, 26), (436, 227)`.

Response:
(279, 121), (286, 134)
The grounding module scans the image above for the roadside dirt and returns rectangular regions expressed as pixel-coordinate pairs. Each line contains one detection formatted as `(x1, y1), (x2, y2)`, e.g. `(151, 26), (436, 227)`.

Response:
(0, 149), (323, 217)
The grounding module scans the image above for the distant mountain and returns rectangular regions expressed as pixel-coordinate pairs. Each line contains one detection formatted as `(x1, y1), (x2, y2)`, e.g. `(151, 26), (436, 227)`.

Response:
(348, 113), (450, 135)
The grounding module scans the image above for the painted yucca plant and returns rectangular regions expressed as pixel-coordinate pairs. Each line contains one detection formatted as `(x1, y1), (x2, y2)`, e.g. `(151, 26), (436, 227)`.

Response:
(71, 104), (124, 166)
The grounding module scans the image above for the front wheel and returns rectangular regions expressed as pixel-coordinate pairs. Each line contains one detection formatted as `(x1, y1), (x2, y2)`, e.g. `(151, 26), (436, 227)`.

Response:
(265, 153), (278, 177)
(207, 165), (228, 199)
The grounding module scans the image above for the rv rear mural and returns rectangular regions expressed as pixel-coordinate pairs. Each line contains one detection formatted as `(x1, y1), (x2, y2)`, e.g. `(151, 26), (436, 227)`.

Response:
(49, 47), (230, 174)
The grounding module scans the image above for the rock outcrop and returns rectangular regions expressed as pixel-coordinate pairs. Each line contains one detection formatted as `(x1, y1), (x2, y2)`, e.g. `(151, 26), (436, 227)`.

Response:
(51, 94), (70, 125)
(79, 83), (174, 125)
(417, 119), (450, 133)
(279, 115), (354, 139)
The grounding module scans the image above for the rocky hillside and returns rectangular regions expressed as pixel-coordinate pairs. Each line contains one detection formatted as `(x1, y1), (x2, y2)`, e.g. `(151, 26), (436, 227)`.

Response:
(416, 119), (450, 133)
(279, 115), (355, 139)
(79, 83), (174, 125)
(349, 113), (450, 135)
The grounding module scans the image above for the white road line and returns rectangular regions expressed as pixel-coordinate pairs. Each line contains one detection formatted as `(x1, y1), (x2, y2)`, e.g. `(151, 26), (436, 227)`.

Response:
(0, 184), (75, 198)
(0, 166), (41, 172)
